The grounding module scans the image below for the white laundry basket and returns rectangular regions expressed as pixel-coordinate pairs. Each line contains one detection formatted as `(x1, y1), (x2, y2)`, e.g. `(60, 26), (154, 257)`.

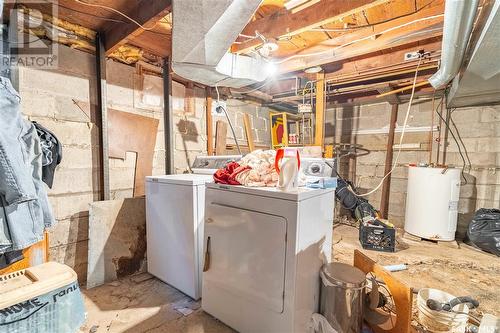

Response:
(0, 262), (86, 333)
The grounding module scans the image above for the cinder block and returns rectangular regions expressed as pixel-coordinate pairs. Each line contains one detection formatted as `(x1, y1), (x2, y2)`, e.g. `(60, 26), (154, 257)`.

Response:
(153, 150), (166, 171)
(107, 84), (134, 108)
(388, 200), (405, 217)
(468, 168), (500, 185)
(20, 66), (91, 101)
(48, 192), (97, 220)
(174, 116), (203, 136)
(253, 116), (267, 130)
(48, 214), (89, 247)
(175, 133), (205, 151)
(475, 137), (500, 153)
(452, 122), (495, 139)
(20, 89), (56, 118)
(54, 95), (94, 123)
(58, 146), (98, 170)
(480, 106), (500, 123)
(49, 168), (99, 195)
(49, 240), (88, 281)
(30, 118), (97, 148)
(449, 107), (481, 124)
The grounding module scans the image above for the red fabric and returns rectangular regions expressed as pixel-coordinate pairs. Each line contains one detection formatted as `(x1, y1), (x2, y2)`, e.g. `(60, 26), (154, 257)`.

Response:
(213, 162), (251, 185)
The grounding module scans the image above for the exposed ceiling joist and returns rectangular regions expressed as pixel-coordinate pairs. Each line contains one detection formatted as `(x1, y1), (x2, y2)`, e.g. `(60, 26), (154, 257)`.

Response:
(232, 0), (391, 54)
(104, 0), (172, 55)
(277, 4), (444, 73)
(324, 39), (441, 80)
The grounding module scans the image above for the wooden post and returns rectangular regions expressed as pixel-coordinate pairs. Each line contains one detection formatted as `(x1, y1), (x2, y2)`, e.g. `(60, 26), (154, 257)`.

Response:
(215, 120), (227, 155)
(314, 72), (325, 147)
(243, 113), (255, 152)
(206, 87), (214, 155)
(380, 103), (398, 219)
(95, 33), (110, 200)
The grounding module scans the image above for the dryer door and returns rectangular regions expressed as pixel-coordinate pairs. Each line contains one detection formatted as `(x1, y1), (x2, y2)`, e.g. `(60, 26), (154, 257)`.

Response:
(203, 202), (287, 313)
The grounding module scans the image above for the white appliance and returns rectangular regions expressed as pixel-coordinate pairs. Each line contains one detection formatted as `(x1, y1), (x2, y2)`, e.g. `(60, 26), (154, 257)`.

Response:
(404, 166), (461, 241)
(190, 155), (242, 174)
(145, 155), (241, 300)
(301, 157), (337, 178)
(202, 184), (335, 332)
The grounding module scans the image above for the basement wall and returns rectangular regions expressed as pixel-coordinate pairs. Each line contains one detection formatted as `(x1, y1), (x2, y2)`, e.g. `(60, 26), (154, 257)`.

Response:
(16, 44), (271, 282)
(326, 100), (500, 237)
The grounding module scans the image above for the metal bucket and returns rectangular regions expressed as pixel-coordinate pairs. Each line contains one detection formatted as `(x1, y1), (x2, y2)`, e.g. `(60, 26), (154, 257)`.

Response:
(320, 262), (366, 333)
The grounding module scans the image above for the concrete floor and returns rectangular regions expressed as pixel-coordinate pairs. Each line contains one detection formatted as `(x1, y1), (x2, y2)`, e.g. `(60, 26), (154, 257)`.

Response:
(79, 273), (235, 333)
(79, 225), (499, 333)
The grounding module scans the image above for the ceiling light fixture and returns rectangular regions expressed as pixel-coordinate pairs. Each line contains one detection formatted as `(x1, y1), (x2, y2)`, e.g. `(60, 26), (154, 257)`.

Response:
(304, 66), (322, 74)
(257, 34), (279, 57)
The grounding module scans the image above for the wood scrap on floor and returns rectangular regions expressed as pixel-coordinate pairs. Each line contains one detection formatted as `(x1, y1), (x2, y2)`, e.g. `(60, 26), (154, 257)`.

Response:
(354, 249), (413, 333)
(108, 109), (159, 197)
(86, 198), (147, 289)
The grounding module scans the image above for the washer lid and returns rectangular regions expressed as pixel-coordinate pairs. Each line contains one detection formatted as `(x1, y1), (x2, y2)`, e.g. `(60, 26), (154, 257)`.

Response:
(322, 262), (366, 288)
(146, 174), (213, 185)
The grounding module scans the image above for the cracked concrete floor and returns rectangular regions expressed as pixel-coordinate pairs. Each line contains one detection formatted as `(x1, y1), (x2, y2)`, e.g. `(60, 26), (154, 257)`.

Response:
(79, 273), (236, 333)
(79, 225), (499, 333)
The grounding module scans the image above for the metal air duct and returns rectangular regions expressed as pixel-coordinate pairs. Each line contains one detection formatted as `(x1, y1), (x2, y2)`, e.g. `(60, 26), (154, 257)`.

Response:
(428, 0), (479, 89)
(172, 0), (271, 88)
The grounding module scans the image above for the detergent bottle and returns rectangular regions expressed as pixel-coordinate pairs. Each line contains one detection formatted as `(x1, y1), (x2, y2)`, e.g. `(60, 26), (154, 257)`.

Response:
(275, 148), (300, 191)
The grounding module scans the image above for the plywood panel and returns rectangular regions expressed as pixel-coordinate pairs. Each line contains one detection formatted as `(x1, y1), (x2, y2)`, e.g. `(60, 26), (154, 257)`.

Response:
(108, 109), (159, 197)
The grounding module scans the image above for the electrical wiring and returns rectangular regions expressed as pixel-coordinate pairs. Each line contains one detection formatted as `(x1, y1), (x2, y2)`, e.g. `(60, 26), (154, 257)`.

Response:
(433, 99), (469, 185)
(352, 57), (423, 197)
(215, 84), (242, 155)
(50, 1), (127, 23)
(273, 14), (444, 65)
(73, 0), (158, 31)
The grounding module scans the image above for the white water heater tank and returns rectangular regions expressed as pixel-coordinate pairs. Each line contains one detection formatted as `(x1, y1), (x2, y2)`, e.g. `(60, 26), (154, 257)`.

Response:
(404, 166), (461, 241)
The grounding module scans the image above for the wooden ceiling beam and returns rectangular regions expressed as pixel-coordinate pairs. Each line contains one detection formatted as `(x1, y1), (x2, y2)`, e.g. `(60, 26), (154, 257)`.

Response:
(232, 0), (391, 54)
(104, 0), (171, 55)
(277, 4), (444, 73)
(324, 39), (441, 80)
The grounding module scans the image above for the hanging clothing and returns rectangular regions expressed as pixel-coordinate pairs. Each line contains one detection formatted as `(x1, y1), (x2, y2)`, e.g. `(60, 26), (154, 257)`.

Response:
(0, 76), (55, 254)
(33, 121), (62, 188)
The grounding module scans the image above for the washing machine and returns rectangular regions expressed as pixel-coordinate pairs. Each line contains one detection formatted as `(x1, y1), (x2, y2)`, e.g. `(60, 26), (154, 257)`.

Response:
(201, 184), (336, 332)
(145, 155), (240, 300)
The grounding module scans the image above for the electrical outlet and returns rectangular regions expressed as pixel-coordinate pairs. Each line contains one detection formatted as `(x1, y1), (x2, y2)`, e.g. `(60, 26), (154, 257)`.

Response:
(212, 101), (226, 116)
(404, 51), (420, 61)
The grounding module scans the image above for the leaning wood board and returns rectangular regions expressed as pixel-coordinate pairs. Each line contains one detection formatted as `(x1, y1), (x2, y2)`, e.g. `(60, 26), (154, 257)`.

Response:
(354, 250), (412, 333)
(108, 109), (159, 197)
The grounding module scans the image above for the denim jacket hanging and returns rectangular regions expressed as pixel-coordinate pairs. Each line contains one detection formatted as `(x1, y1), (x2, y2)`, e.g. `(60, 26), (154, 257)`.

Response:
(0, 76), (55, 253)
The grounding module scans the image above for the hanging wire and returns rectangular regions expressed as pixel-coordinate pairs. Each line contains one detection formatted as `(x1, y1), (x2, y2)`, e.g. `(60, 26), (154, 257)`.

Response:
(215, 84), (242, 155)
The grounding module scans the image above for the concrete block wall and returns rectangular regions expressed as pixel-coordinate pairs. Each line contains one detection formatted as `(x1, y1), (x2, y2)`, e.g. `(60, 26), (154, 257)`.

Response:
(18, 45), (166, 282)
(326, 100), (500, 237)
(18, 46), (99, 281)
(17, 44), (272, 281)
(213, 99), (272, 148)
